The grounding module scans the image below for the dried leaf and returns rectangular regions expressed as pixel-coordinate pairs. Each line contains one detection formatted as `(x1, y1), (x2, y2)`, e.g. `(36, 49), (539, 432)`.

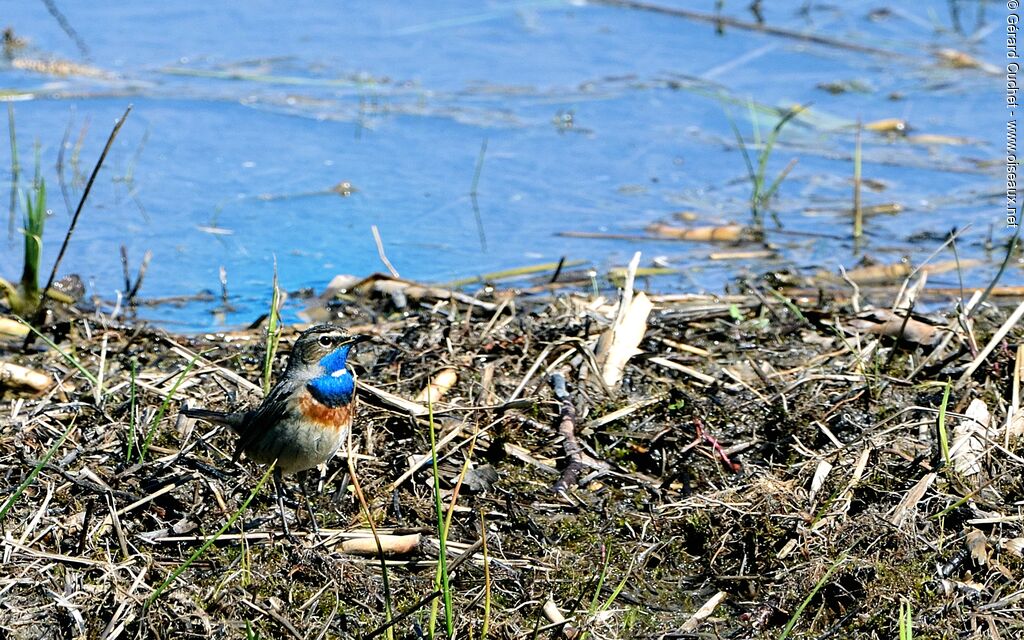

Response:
(597, 252), (653, 388)
(1003, 537), (1024, 557)
(809, 460), (833, 503)
(949, 399), (992, 479)
(889, 472), (935, 526)
(965, 528), (989, 566)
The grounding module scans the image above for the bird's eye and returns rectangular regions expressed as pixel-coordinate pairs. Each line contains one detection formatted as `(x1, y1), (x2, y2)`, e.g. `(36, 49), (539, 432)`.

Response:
(318, 336), (333, 347)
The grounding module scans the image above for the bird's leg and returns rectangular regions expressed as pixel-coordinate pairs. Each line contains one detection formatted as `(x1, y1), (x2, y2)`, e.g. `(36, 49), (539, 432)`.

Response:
(272, 467), (293, 540)
(298, 471), (321, 538)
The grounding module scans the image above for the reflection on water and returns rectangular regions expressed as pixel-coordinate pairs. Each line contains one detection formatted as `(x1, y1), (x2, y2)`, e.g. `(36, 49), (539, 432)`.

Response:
(0, 1), (1016, 329)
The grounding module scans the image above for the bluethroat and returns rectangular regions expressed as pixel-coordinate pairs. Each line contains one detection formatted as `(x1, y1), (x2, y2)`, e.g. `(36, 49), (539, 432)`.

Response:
(181, 324), (370, 536)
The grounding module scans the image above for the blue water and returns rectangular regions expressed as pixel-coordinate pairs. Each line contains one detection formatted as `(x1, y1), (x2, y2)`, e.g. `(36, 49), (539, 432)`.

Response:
(0, 1), (1015, 329)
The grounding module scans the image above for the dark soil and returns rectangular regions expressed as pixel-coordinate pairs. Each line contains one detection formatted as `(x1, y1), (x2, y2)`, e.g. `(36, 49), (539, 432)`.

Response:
(1, 283), (1022, 639)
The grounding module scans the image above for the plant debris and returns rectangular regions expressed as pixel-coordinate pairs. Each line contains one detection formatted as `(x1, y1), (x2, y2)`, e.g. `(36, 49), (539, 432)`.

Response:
(1, 271), (1023, 639)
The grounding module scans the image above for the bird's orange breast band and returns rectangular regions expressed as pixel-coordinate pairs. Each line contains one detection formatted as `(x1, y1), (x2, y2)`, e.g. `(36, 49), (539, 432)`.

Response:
(298, 391), (353, 429)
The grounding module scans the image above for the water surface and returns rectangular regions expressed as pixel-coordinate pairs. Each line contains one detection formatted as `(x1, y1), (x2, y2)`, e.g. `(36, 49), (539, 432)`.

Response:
(0, 1), (1015, 329)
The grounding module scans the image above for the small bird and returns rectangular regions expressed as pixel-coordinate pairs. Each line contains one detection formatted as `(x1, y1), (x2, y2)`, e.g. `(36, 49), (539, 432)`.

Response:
(182, 323), (369, 536)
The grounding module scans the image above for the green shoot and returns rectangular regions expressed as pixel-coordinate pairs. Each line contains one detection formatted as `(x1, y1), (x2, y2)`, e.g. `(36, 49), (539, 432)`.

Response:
(140, 355), (200, 461)
(766, 288), (809, 325)
(261, 260), (281, 395)
(15, 178), (46, 315)
(244, 619), (262, 640)
(728, 304), (744, 322)
(729, 104), (804, 230)
(899, 598), (913, 640)
(428, 395), (454, 638)
(0, 417), (78, 523)
(480, 510), (491, 640)
(779, 553), (847, 640)
(578, 544), (632, 640)
(588, 543), (611, 614)
(145, 463), (275, 607)
(126, 358), (138, 462)
(7, 102), (18, 240)
(15, 317), (99, 388)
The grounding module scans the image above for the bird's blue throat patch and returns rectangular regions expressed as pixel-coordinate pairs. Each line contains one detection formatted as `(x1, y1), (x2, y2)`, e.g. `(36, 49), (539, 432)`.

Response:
(307, 345), (355, 407)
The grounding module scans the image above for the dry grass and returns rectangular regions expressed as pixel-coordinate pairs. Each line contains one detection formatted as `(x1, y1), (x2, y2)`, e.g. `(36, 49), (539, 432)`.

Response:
(1, 282), (1023, 639)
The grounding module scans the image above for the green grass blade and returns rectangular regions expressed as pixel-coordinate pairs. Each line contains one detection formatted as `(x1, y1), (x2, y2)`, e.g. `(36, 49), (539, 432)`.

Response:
(727, 116), (757, 188)
(7, 102), (18, 241)
(588, 544), (610, 614)
(262, 260), (281, 395)
(778, 553), (847, 640)
(480, 510), (491, 640)
(0, 417), (78, 523)
(899, 598), (913, 640)
(756, 105), (803, 191)
(761, 157), (797, 207)
(126, 358), (138, 462)
(140, 354), (200, 461)
(145, 463), (275, 607)
(428, 396), (454, 637)
(15, 317), (99, 388)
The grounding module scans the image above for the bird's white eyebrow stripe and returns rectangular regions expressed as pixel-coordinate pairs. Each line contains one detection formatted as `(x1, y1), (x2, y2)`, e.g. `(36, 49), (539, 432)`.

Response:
(331, 369), (346, 377)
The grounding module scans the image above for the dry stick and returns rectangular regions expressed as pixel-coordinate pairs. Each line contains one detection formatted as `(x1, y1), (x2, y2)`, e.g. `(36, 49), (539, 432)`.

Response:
(507, 342), (555, 402)
(118, 245), (151, 306)
(371, 224), (400, 278)
(119, 245), (132, 296)
(591, 0), (911, 58)
(958, 299), (1024, 386)
(23, 105), (132, 350)
(56, 113), (75, 216)
(469, 137), (488, 251)
(908, 290), (982, 381)
(446, 537), (485, 575)
(969, 223), (1021, 318)
(128, 250), (152, 301)
(550, 373), (586, 495)
(239, 597), (302, 640)
(40, 0), (91, 59)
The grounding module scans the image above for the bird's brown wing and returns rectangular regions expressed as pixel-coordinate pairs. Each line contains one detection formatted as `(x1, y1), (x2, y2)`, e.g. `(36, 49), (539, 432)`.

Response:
(230, 377), (298, 464)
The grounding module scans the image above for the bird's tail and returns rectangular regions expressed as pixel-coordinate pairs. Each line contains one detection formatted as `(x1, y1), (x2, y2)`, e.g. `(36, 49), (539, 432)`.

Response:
(180, 406), (246, 431)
